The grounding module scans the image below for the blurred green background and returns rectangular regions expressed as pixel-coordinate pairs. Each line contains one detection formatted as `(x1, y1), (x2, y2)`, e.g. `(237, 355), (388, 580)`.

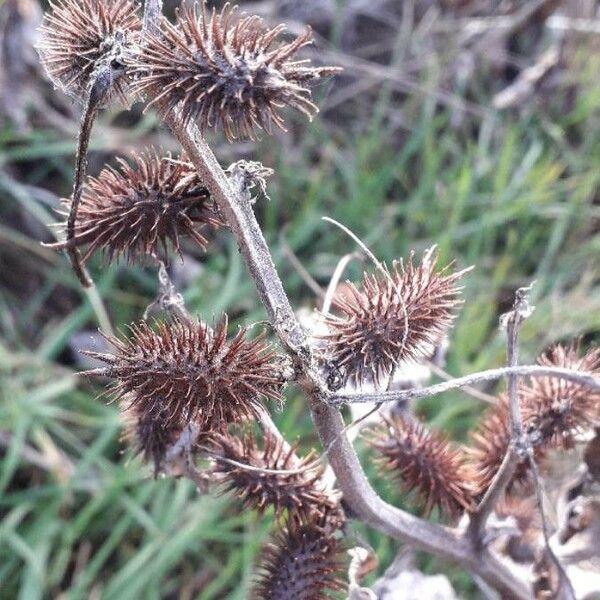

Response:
(1, 0), (599, 598)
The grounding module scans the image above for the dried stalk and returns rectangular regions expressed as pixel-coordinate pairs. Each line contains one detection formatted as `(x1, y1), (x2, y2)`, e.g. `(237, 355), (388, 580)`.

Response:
(467, 287), (533, 542)
(332, 365), (600, 405)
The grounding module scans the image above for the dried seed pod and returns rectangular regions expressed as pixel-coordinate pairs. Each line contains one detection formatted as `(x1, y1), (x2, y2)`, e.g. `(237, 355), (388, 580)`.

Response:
(520, 344), (600, 448)
(128, 2), (339, 141)
(365, 413), (475, 517)
(211, 431), (341, 523)
(467, 396), (546, 498)
(87, 316), (285, 433)
(253, 516), (347, 600)
(50, 149), (221, 265)
(122, 406), (183, 475)
(320, 249), (467, 387)
(37, 0), (141, 104)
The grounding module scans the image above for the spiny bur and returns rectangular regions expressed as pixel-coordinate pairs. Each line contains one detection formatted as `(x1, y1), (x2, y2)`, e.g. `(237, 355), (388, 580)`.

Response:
(122, 406), (183, 475)
(211, 430), (341, 523)
(86, 316), (285, 434)
(365, 413), (475, 517)
(467, 396), (546, 498)
(37, 0), (141, 104)
(128, 2), (339, 141)
(253, 515), (347, 600)
(320, 248), (467, 387)
(50, 148), (221, 265)
(520, 344), (600, 448)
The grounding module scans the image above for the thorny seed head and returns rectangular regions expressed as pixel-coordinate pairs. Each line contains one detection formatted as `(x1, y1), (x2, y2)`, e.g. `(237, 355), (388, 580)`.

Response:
(319, 249), (467, 388)
(128, 2), (340, 141)
(37, 0), (141, 105)
(210, 431), (342, 523)
(86, 316), (285, 433)
(365, 413), (475, 517)
(50, 148), (222, 265)
(520, 344), (600, 448)
(122, 405), (183, 476)
(467, 395), (546, 498)
(253, 515), (347, 600)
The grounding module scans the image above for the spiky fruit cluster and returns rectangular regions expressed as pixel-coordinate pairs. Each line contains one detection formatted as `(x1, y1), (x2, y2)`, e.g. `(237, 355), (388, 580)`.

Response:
(468, 344), (600, 497)
(467, 396), (545, 497)
(520, 344), (600, 447)
(320, 249), (467, 387)
(87, 316), (285, 434)
(37, 0), (141, 104)
(122, 406), (183, 475)
(253, 516), (347, 600)
(51, 149), (221, 265)
(366, 413), (475, 517)
(211, 431), (341, 523)
(128, 3), (339, 141)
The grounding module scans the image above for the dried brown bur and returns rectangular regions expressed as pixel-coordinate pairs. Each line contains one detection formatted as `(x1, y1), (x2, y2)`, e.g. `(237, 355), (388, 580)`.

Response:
(37, 0), (141, 105)
(86, 316), (285, 434)
(467, 395), (546, 498)
(128, 2), (340, 141)
(366, 413), (475, 518)
(320, 249), (468, 387)
(50, 149), (222, 265)
(121, 406), (184, 475)
(211, 431), (341, 523)
(468, 343), (600, 498)
(520, 344), (600, 448)
(253, 515), (347, 600)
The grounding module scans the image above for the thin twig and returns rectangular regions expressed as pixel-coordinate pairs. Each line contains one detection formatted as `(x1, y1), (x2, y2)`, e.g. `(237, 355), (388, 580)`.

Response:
(321, 252), (360, 315)
(466, 286), (534, 544)
(66, 85), (100, 288)
(425, 360), (497, 404)
(331, 365), (600, 405)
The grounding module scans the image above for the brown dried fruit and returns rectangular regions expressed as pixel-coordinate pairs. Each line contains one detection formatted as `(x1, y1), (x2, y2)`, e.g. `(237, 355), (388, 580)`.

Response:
(128, 2), (339, 140)
(253, 515), (347, 599)
(51, 148), (221, 265)
(37, 0), (141, 104)
(320, 249), (467, 387)
(366, 413), (475, 517)
(211, 431), (341, 523)
(521, 344), (600, 448)
(87, 316), (285, 433)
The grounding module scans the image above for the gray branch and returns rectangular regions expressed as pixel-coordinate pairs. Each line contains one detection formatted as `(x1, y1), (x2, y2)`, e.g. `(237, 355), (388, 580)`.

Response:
(331, 365), (600, 405)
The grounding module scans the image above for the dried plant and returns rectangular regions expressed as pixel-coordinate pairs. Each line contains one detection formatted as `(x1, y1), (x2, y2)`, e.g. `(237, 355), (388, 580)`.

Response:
(87, 316), (285, 433)
(211, 430), (341, 524)
(34, 0), (600, 597)
(128, 2), (339, 140)
(50, 148), (222, 265)
(122, 406), (183, 475)
(252, 515), (347, 599)
(319, 249), (467, 387)
(520, 344), (600, 448)
(467, 395), (546, 497)
(366, 413), (475, 517)
(37, 0), (141, 104)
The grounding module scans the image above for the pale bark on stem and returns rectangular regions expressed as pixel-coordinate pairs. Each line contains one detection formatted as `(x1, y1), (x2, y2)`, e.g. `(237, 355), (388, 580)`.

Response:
(141, 3), (530, 597)
(332, 365), (600, 405)
(467, 288), (531, 543)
